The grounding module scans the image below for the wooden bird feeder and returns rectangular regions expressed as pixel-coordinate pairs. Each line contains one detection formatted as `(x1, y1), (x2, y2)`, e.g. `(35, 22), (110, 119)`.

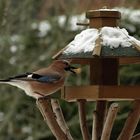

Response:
(37, 8), (140, 140)
(53, 9), (140, 102)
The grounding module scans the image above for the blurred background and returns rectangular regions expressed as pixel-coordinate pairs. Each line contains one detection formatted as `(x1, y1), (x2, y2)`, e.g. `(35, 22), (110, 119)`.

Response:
(0, 0), (140, 140)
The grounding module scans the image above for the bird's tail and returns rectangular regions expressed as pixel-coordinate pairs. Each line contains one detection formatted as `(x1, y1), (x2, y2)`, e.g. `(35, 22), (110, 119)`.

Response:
(0, 79), (10, 83)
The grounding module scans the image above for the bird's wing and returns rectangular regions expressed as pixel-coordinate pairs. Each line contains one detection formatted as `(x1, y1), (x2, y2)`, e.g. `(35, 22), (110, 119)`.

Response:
(0, 72), (62, 83)
(36, 74), (61, 83)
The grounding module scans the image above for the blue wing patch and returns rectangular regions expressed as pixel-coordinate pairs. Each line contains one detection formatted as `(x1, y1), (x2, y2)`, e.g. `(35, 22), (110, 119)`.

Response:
(36, 75), (61, 83)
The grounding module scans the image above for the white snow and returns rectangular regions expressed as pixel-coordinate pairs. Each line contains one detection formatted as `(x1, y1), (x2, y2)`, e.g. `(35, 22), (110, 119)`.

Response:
(63, 27), (140, 54)
(129, 10), (140, 24)
(38, 21), (51, 37)
(57, 14), (86, 30)
(32, 14), (86, 37)
(101, 27), (132, 49)
(10, 45), (17, 53)
(11, 35), (21, 42)
(115, 7), (140, 24)
(69, 14), (87, 31)
(28, 8), (140, 39)
(58, 15), (66, 27)
(64, 29), (98, 54)
(94, 9), (118, 11)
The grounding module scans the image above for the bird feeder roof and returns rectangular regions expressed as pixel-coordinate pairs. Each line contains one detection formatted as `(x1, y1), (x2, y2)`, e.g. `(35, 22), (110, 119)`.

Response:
(53, 9), (140, 64)
(53, 27), (140, 59)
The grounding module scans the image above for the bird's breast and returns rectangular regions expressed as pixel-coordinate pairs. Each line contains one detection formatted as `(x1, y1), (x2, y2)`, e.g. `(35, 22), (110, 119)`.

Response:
(29, 78), (64, 96)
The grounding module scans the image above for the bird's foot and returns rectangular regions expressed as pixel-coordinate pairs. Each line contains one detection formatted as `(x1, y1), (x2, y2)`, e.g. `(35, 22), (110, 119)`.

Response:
(37, 95), (51, 101)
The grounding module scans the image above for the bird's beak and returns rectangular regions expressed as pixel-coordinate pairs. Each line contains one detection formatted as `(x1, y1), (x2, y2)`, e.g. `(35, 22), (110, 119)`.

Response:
(65, 65), (77, 74)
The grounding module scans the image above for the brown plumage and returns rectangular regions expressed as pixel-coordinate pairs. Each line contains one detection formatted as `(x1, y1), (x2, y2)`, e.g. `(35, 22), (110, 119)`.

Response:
(0, 60), (76, 99)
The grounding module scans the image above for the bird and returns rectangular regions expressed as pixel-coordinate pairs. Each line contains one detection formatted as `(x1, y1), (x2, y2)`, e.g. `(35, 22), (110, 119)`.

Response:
(0, 60), (77, 99)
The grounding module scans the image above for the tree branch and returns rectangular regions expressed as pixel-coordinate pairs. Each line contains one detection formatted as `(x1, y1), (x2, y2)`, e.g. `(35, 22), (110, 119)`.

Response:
(101, 103), (119, 140)
(131, 133), (140, 140)
(117, 100), (140, 140)
(95, 101), (107, 139)
(36, 98), (68, 140)
(78, 99), (90, 140)
(51, 99), (73, 140)
(92, 111), (97, 140)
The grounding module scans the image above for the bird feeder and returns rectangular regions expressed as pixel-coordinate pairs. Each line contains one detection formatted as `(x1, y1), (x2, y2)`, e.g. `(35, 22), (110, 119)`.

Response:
(37, 8), (140, 140)
(53, 9), (140, 101)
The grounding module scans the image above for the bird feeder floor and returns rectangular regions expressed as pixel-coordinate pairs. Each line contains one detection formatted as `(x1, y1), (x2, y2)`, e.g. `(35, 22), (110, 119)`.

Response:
(61, 85), (140, 102)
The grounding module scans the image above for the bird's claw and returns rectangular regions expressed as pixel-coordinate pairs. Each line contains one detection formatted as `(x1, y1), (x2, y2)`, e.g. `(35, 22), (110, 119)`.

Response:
(37, 95), (51, 101)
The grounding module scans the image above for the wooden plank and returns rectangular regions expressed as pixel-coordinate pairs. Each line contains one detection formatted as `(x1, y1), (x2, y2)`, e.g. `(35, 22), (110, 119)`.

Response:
(61, 85), (140, 101)
(92, 33), (102, 56)
(119, 57), (140, 64)
(99, 86), (140, 99)
(71, 58), (91, 65)
(61, 86), (99, 101)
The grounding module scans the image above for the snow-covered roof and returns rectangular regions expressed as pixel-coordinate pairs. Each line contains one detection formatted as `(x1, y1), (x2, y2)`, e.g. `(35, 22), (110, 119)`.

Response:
(63, 27), (140, 55)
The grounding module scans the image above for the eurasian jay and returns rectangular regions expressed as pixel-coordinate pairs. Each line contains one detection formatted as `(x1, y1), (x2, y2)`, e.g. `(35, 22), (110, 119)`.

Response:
(0, 60), (76, 99)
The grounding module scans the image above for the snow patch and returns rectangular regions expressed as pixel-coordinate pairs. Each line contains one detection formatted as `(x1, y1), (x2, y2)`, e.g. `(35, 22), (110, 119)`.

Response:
(64, 29), (98, 54)
(101, 27), (132, 49)
(10, 45), (17, 53)
(63, 27), (140, 54)
(38, 21), (51, 37)
(116, 7), (140, 24)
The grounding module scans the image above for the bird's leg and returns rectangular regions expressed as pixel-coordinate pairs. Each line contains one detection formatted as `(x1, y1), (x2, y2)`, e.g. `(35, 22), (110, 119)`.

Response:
(37, 95), (51, 101)
(35, 91), (60, 101)
(34, 91), (51, 101)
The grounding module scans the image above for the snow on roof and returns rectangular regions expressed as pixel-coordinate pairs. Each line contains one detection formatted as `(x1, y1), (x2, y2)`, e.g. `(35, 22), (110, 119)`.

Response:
(94, 8), (118, 11)
(63, 27), (140, 54)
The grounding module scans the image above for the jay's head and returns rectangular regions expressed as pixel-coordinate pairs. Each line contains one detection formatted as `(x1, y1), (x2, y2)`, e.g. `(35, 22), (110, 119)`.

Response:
(51, 60), (77, 74)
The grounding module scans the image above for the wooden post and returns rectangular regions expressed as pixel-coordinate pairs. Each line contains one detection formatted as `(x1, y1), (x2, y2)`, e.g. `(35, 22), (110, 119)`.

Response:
(101, 103), (119, 140)
(51, 99), (73, 140)
(92, 111), (97, 140)
(90, 58), (118, 140)
(36, 98), (69, 140)
(131, 133), (140, 140)
(118, 100), (140, 140)
(78, 99), (90, 140)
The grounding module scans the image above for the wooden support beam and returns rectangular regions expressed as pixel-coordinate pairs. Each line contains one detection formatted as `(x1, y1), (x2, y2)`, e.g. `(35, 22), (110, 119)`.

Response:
(62, 85), (140, 101)
(131, 133), (140, 140)
(36, 98), (68, 140)
(92, 111), (97, 140)
(92, 32), (102, 56)
(78, 99), (90, 140)
(95, 100), (107, 139)
(119, 57), (140, 64)
(101, 103), (119, 140)
(53, 57), (140, 65)
(51, 99), (73, 140)
(117, 100), (140, 140)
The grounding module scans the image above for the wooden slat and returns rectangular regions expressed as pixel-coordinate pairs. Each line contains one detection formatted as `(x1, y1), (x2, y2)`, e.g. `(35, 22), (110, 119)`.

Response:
(92, 32), (102, 56)
(99, 86), (140, 99)
(61, 86), (99, 101)
(61, 85), (140, 102)
(119, 57), (140, 64)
